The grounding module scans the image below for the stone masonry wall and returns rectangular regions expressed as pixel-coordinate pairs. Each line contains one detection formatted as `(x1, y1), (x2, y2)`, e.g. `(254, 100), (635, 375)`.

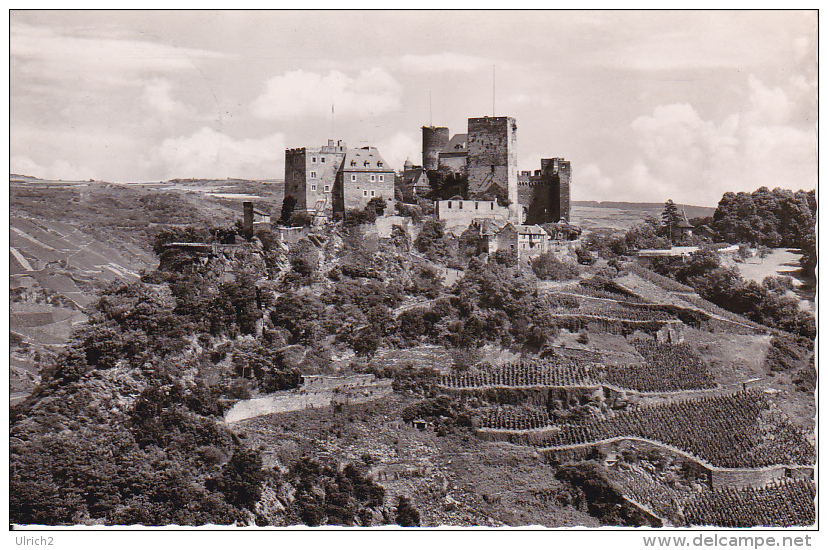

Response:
(467, 117), (518, 219)
(337, 170), (395, 212)
(435, 199), (511, 233)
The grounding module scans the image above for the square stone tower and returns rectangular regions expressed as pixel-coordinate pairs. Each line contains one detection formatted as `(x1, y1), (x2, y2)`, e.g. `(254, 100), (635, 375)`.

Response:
(467, 116), (519, 220)
(540, 157), (571, 223)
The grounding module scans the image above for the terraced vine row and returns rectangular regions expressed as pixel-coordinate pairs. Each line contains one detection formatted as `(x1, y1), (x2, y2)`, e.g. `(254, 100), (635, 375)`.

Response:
(601, 341), (716, 392)
(683, 479), (815, 527)
(546, 392), (815, 468)
(478, 406), (552, 431)
(442, 344), (716, 393)
(440, 361), (599, 389)
(573, 301), (674, 322)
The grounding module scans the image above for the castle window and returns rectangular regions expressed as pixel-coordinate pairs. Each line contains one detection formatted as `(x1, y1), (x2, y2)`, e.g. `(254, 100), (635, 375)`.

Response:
(370, 175), (376, 182)
(459, 201), (463, 210)
(370, 190), (375, 197)
(311, 157), (317, 163)
(311, 184), (317, 192)
(321, 157), (326, 163)
(364, 160), (370, 167)
(324, 185), (330, 193)
(378, 175), (384, 182)
(351, 160), (357, 167)
(448, 201), (452, 208)
(363, 190), (368, 197)
(351, 174), (357, 182)
(310, 171), (317, 179)
(475, 202), (479, 210)
(377, 161), (383, 167)
(491, 203), (494, 210)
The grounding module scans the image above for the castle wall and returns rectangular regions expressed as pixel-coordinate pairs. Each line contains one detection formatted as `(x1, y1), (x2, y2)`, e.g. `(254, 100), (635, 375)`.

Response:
(467, 117), (518, 219)
(435, 199), (510, 233)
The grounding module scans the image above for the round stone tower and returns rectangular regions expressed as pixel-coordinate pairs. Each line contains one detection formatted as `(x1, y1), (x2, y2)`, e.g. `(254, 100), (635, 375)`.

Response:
(422, 126), (450, 171)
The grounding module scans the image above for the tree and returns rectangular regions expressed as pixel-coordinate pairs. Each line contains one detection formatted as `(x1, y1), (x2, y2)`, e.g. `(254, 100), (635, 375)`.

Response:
(366, 196), (387, 217)
(395, 496), (420, 527)
(662, 200), (680, 242)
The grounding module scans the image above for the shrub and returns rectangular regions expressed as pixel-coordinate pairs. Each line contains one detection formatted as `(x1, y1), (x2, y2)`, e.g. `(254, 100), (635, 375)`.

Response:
(575, 245), (596, 266)
(287, 211), (313, 228)
(531, 252), (579, 281)
(493, 249), (518, 267)
(343, 208), (376, 227)
(395, 496), (420, 527)
(366, 197), (387, 217)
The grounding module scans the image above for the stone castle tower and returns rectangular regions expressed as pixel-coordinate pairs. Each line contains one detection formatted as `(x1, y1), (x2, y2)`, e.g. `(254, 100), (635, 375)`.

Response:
(466, 116), (519, 220)
(421, 126), (450, 171)
(517, 158), (571, 224)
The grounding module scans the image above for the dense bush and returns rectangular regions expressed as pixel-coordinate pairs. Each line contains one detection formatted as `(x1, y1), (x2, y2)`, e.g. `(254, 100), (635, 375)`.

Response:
(575, 245), (596, 265)
(395, 496), (421, 527)
(414, 219), (451, 263)
(530, 252), (580, 281)
(343, 207), (377, 227)
(650, 250), (815, 339)
(555, 461), (644, 526)
(286, 459), (387, 526)
(712, 187), (814, 249)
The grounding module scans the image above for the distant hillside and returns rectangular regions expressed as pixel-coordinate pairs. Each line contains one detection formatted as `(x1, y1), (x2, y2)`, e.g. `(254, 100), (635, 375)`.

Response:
(573, 201), (716, 219)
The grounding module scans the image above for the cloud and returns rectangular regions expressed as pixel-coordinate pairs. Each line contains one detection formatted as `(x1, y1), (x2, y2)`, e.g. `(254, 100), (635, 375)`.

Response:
(250, 68), (401, 119)
(396, 52), (492, 73)
(374, 132), (421, 171)
(143, 78), (189, 116)
(575, 12), (815, 72)
(10, 22), (229, 88)
(619, 76), (815, 205)
(158, 128), (285, 180)
(10, 154), (95, 182)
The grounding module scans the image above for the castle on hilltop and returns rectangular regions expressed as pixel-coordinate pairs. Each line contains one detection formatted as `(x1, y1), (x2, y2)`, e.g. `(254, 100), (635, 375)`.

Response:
(280, 115), (572, 243)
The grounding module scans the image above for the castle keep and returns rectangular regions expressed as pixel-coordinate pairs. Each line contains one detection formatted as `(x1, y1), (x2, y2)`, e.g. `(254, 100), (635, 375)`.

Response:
(467, 116), (519, 214)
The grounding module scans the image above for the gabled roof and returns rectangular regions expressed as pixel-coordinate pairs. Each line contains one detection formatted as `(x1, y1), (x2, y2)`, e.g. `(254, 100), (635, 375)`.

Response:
(440, 134), (468, 156)
(474, 218), (510, 236)
(516, 224), (548, 236)
(402, 167), (427, 185)
(342, 147), (392, 171)
(676, 209), (694, 228)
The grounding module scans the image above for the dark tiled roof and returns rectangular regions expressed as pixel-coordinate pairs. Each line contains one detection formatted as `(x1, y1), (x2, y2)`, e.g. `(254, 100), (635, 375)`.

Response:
(342, 147), (392, 171)
(440, 134), (468, 156)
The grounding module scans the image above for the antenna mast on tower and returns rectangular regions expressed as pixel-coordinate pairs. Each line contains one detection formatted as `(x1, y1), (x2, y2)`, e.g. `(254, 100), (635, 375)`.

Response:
(429, 91), (432, 127)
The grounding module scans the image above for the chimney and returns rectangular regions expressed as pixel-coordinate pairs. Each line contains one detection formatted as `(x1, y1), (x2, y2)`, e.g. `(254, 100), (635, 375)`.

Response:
(243, 201), (254, 241)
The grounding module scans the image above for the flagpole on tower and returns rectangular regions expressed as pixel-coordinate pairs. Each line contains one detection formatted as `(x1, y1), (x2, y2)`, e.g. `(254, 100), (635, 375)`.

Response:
(429, 91), (432, 127)
(492, 64), (496, 117)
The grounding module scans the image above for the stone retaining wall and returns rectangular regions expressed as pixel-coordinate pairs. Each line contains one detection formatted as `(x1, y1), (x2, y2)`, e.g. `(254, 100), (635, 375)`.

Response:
(225, 377), (393, 423)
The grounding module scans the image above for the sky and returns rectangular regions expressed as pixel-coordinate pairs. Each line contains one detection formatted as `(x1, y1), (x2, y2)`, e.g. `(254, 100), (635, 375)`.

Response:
(9, 10), (817, 206)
